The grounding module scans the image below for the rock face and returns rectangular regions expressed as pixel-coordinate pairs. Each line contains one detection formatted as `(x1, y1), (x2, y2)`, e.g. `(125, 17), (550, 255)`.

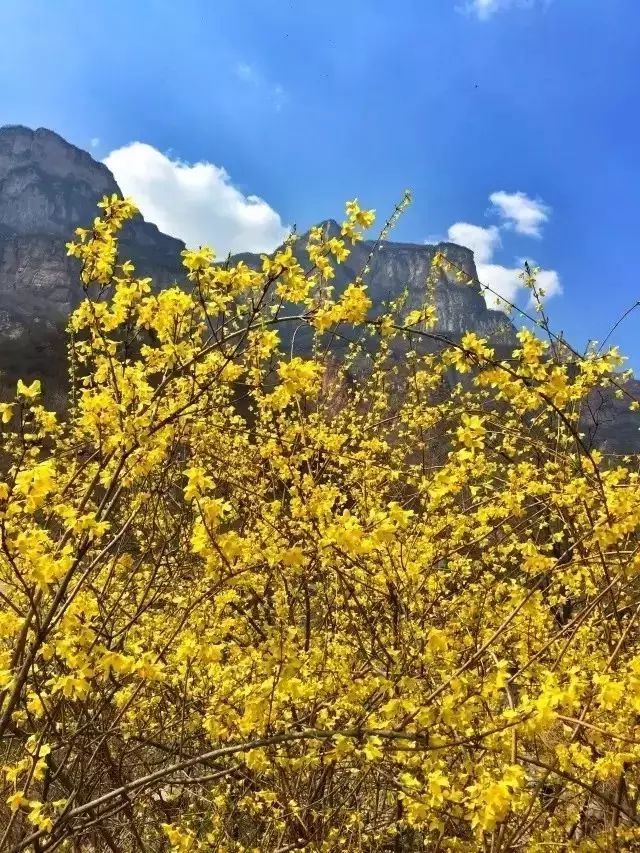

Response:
(0, 126), (516, 356)
(0, 126), (183, 326)
(233, 221), (517, 348)
(0, 125), (637, 450)
(582, 377), (640, 455)
(0, 125), (116, 237)
(0, 126), (185, 398)
(369, 240), (512, 340)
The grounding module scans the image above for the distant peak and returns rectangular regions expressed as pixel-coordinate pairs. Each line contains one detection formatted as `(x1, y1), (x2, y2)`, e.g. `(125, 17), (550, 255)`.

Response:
(0, 124), (107, 167)
(0, 124), (119, 237)
(1, 122), (113, 165)
(434, 240), (474, 253)
(311, 218), (342, 237)
(33, 126), (76, 144)
(0, 124), (68, 143)
(0, 124), (30, 134)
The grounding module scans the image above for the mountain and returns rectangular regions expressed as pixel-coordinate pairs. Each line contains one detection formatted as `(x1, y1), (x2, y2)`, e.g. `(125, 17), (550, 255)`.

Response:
(0, 126), (517, 393)
(234, 219), (517, 345)
(0, 126), (185, 387)
(0, 125), (637, 452)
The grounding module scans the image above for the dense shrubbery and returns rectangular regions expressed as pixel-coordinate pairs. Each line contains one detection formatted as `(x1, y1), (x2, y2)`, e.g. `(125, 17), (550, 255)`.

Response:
(1, 195), (640, 850)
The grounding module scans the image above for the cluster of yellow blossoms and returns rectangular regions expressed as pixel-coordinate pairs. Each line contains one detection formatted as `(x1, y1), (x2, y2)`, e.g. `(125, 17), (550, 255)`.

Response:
(0, 194), (639, 851)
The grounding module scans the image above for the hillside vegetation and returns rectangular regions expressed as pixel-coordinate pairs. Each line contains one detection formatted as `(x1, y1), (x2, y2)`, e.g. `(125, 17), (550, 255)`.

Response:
(1, 196), (640, 851)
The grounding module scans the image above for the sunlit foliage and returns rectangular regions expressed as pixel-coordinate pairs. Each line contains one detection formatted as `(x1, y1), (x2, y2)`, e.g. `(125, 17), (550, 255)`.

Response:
(1, 195), (640, 850)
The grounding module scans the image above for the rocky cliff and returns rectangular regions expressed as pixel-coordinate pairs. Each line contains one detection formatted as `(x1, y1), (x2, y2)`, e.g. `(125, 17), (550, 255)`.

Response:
(0, 125), (636, 451)
(0, 126), (187, 400)
(0, 126), (516, 374)
(0, 126), (183, 333)
(253, 219), (516, 345)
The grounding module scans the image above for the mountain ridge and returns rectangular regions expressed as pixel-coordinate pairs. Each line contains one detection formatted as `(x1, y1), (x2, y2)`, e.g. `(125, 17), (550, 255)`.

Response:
(0, 124), (516, 342)
(0, 125), (637, 452)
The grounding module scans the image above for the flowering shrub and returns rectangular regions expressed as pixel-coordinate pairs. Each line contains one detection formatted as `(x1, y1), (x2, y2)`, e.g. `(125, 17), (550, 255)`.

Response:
(0, 195), (639, 850)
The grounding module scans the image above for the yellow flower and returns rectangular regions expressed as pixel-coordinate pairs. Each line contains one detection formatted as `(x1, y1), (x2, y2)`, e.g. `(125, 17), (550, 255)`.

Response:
(16, 379), (41, 400)
(2, 190), (639, 850)
(277, 357), (323, 396)
(456, 413), (487, 450)
(7, 791), (29, 812)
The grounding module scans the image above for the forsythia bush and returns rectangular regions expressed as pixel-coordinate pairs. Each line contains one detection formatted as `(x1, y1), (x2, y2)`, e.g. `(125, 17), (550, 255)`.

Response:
(0, 195), (639, 852)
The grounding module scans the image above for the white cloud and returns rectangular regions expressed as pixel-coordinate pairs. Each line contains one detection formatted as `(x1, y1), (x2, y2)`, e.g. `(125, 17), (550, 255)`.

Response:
(104, 142), (289, 256)
(234, 61), (287, 112)
(442, 192), (560, 310)
(234, 62), (256, 83)
(476, 263), (523, 308)
(90, 137), (100, 148)
(533, 268), (562, 301)
(461, 0), (545, 20)
(465, 0), (504, 19)
(272, 85), (287, 112)
(447, 223), (501, 264)
(489, 190), (550, 237)
(516, 259), (563, 302)
(478, 264), (562, 309)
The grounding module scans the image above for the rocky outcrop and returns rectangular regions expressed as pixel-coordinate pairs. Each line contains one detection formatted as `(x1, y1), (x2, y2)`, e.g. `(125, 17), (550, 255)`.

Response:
(234, 220), (516, 344)
(0, 125), (636, 451)
(0, 127), (517, 347)
(0, 125), (116, 237)
(231, 221), (518, 357)
(582, 377), (640, 455)
(0, 126), (185, 397)
(0, 125), (183, 324)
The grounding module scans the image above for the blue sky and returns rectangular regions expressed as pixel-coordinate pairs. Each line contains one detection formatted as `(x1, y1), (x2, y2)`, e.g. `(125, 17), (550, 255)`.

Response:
(1, 0), (639, 365)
